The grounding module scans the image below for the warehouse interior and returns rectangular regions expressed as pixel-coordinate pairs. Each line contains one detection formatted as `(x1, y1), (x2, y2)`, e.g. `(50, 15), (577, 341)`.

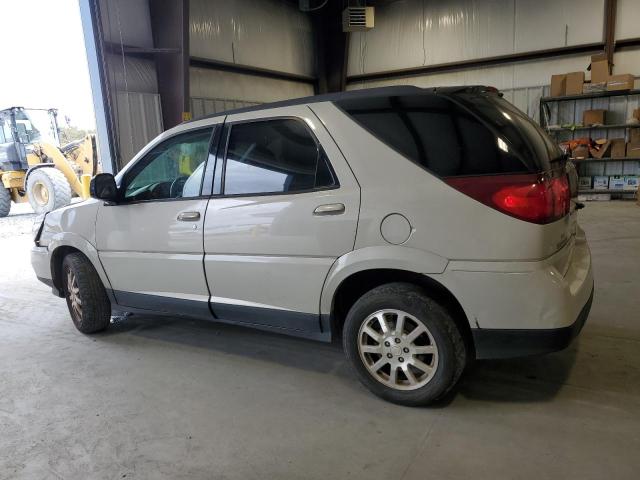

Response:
(1, 0), (640, 478)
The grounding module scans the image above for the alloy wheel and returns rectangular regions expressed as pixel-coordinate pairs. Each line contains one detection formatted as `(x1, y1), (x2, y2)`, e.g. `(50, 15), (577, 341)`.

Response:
(66, 269), (82, 321)
(357, 309), (439, 391)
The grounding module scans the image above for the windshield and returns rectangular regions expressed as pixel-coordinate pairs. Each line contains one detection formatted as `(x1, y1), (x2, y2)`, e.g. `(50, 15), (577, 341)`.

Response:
(14, 109), (60, 146)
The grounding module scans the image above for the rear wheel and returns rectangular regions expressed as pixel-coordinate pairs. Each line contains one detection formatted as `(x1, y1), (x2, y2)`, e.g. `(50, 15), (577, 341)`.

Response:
(0, 187), (10, 217)
(62, 252), (111, 334)
(343, 283), (466, 406)
(27, 168), (72, 214)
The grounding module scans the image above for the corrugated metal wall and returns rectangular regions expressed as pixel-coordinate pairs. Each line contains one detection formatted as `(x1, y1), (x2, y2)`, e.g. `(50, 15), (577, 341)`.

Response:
(99, 0), (163, 166)
(347, 0), (640, 95)
(189, 0), (315, 118)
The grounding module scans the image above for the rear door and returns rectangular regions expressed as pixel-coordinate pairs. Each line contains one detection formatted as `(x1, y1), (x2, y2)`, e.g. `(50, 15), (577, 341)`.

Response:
(203, 106), (359, 337)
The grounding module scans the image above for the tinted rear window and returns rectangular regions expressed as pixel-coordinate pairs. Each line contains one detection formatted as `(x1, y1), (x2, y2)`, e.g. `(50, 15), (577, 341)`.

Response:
(336, 93), (561, 177)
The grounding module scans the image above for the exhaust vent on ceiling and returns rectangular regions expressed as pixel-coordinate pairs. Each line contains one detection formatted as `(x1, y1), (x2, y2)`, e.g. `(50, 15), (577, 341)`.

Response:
(342, 6), (374, 32)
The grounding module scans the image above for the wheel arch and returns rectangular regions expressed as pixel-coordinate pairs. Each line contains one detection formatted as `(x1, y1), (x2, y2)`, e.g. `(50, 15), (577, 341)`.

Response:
(328, 268), (474, 359)
(48, 234), (113, 300)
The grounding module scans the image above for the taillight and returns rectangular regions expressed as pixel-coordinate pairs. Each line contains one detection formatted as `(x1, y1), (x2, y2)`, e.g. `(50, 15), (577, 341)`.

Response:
(445, 173), (570, 224)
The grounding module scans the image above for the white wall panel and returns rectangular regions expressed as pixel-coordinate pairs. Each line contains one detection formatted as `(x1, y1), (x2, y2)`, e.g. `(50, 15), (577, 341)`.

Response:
(348, 0), (604, 76)
(114, 92), (163, 166)
(615, 0), (640, 40)
(190, 67), (313, 104)
(514, 0), (603, 52)
(99, 0), (153, 48)
(190, 0), (314, 77)
(106, 54), (158, 94)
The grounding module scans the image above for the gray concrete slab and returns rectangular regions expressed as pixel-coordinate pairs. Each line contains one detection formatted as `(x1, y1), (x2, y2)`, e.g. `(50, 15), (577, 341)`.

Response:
(1, 201), (639, 479)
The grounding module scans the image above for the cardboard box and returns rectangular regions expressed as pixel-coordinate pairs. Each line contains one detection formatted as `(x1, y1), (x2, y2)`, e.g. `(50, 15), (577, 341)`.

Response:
(565, 71), (585, 95)
(591, 60), (610, 83)
(609, 176), (625, 190)
(623, 176), (639, 191)
(579, 177), (592, 189)
(634, 108), (640, 122)
(550, 74), (566, 97)
(593, 176), (609, 190)
(589, 53), (610, 83)
(583, 81), (607, 93)
(607, 74), (635, 91)
(610, 138), (626, 157)
(629, 128), (640, 144)
(583, 109), (606, 126)
(626, 142), (640, 158)
(572, 145), (590, 159)
(590, 140), (611, 158)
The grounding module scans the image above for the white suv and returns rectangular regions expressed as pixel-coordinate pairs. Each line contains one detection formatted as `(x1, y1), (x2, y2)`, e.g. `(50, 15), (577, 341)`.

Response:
(31, 86), (593, 406)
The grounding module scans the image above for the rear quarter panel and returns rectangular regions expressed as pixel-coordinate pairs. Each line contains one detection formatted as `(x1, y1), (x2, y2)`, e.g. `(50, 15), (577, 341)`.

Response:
(311, 102), (572, 262)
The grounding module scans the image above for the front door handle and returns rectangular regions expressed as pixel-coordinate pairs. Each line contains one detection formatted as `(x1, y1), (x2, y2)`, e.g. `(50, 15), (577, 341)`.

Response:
(177, 211), (201, 221)
(313, 203), (345, 216)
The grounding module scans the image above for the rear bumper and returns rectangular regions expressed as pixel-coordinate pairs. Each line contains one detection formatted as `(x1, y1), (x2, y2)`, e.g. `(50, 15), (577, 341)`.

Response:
(436, 226), (594, 359)
(472, 285), (593, 359)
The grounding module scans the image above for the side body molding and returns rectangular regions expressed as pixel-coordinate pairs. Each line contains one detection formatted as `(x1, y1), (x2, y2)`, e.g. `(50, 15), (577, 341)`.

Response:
(320, 245), (449, 315)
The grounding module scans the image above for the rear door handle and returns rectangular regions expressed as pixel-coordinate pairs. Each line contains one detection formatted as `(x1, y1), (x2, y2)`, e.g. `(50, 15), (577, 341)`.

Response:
(177, 211), (201, 221)
(313, 203), (345, 216)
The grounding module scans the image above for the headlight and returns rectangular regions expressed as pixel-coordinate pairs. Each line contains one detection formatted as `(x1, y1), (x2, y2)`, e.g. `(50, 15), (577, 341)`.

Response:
(32, 214), (46, 246)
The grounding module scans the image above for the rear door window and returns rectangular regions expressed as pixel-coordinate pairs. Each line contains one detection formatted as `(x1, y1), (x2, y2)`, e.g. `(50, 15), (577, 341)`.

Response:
(222, 118), (336, 195)
(336, 93), (560, 177)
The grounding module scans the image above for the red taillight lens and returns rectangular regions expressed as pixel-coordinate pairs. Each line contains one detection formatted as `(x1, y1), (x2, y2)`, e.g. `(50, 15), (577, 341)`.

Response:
(445, 173), (570, 224)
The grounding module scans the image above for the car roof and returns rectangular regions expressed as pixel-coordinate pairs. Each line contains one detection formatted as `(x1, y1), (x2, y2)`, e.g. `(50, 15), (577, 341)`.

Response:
(186, 85), (495, 123)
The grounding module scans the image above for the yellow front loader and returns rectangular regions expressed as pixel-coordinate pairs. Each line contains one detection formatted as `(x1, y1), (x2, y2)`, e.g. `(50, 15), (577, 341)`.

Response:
(0, 107), (99, 217)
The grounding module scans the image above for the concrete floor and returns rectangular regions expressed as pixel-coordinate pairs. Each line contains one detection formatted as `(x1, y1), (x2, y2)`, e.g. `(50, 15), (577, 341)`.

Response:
(1, 200), (639, 480)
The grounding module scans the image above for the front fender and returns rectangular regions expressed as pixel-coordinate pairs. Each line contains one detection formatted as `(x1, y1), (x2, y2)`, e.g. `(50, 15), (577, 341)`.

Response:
(320, 245), (449, 314)
(48, 232), (113, 295)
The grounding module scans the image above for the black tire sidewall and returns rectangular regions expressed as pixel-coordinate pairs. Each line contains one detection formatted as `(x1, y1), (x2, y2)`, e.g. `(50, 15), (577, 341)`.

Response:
(61, 253), (111, 334)
(0, 187), (10, 217)
(343, 283), (462, 406)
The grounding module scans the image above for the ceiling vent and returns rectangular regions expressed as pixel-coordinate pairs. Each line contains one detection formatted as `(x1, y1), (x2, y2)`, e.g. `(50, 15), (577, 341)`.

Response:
(342, 6), (374, 32)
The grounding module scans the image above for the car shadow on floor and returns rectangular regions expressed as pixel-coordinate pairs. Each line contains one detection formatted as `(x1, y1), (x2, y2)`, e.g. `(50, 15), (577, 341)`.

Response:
(454, 348), (578, 404)
(103, 313), (352, 377)
(101, 313), (578, 405)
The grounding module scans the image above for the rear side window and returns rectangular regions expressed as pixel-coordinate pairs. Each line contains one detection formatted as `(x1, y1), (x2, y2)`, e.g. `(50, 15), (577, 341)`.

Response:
(337, 94), (559, 177)
(223, 118), (336, 195)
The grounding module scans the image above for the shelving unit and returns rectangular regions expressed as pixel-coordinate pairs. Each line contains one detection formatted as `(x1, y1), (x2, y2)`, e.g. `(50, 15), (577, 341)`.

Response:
(571, 157), (640, 162)
(540, 89), (640, 198)
(547, 123), (640, 132)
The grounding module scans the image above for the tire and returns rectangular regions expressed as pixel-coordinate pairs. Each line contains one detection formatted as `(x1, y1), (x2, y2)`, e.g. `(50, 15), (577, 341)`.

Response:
(0, 187), (10, 218)
(62, 252), (111, 334)
(343, 282), (466, 406)
(26, 168), (72, 214)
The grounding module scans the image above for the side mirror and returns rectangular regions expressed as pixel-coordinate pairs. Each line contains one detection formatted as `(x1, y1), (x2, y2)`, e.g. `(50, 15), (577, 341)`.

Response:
(90, 173), (118, 202)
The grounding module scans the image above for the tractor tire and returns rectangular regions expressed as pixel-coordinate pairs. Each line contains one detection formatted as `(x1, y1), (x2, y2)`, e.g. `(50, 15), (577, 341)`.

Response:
(0, 187), (11, 218)
(26, 168), (72, 214)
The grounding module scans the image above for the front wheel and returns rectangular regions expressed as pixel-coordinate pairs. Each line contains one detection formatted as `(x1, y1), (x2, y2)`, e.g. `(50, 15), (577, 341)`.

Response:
(62, 252), (111, 333)
(343, 283), (466, 406)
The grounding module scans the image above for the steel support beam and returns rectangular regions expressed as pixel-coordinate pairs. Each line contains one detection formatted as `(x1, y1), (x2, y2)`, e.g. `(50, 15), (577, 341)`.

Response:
(604, 0), (617, 66)
(347, 43), (605, 84)
(149, 0), (190, 129)
(313, 3), (349, 94)
(189, 57), (316, 85)
(78, 0), (118, 174)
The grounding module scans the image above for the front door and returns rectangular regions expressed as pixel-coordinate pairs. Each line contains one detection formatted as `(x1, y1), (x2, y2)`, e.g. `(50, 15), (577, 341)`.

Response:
(96, 125), (217, 317)
(203, 107), (360, 338)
